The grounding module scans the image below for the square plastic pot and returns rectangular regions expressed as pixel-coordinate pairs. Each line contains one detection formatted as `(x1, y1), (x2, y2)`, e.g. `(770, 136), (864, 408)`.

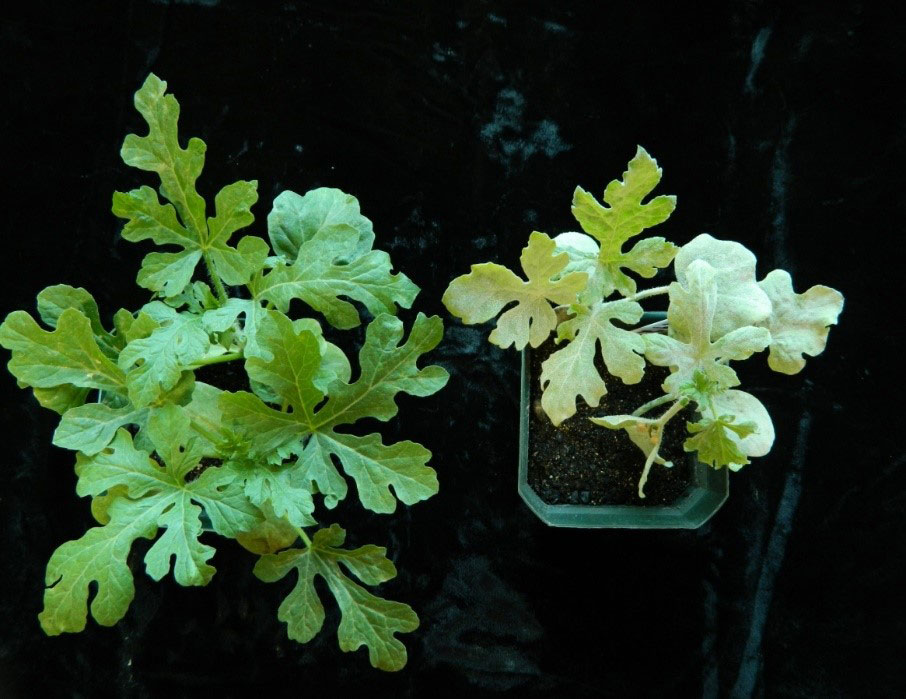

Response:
(517, 312), (729, 529)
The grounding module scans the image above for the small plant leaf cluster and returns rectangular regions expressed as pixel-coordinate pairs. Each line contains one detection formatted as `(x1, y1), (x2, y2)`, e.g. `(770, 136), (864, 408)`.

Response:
(0, 74), (448, 671)
(443, 147), (843, 497)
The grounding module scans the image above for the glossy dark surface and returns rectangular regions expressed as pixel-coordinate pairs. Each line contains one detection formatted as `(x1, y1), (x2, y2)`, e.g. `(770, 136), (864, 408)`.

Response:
(1, 2), (902, 696)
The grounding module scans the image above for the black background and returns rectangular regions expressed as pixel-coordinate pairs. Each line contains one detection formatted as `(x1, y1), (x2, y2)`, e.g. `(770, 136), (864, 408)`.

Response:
(1, 1), (903, 697)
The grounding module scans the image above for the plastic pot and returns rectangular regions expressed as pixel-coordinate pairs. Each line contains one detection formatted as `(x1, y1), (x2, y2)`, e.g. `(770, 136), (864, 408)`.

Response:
(517, 312), (728, 529)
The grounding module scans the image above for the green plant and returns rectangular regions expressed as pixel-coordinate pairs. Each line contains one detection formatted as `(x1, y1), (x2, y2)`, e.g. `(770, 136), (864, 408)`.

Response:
(0, 74), (448, 671)
(443, 147), (843, 498)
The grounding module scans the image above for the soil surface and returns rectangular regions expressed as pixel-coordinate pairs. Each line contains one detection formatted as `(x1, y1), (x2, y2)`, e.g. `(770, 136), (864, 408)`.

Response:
(527, 340), (694, 506)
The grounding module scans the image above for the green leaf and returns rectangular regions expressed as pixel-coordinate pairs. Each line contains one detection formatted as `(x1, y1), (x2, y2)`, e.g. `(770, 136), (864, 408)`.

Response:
(222, 457), (317, 529)
(206, 182), (268, 286)
(221, 312), (448, 513)
(36, 285), (110, 344)
(644, 260), (771, 395)
(757, 269), (844, 374)
(539, 299), (645, 426)
(53, 403), (146, 455)
(443, 231), (587, 349)
(0, 308), (127, 396)
(254, 524), (418, 671)
(31, 384), (91, 415)
(39, 497), (159, 635)
(684, 415), (756, 470)
(710, 389), (775, 467)
(114, 75), (266, 296)
(49, 418), (260, 625)
(673, 234), (772, 339)
(255, 222), (418, 330)
(118, 302), (210, 407)
(267, 188), (375, 262)
(120, 74), (207, 237)
(235, 505), (299, 555)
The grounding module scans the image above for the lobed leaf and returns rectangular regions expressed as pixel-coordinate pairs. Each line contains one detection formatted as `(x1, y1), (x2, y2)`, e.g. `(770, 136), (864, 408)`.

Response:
(114, 75), (266, 296)
(255, 222), (417, 330)
(645, 260), (771, 396)
(118, 302), (210, 408)
(539, 299), (645, 425)
(221, 312), (448, 512)
(254, 524), (418, 671)
(757, 269), (844, 374)
(443, 231), (587, 349)
(267, 188), (375, 262)
(0, 308), (127, 396)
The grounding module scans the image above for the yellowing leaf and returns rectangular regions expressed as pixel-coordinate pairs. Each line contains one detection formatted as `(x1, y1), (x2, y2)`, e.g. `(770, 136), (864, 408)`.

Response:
(443, 231), (587, 349)
(569, 146), (676, 295)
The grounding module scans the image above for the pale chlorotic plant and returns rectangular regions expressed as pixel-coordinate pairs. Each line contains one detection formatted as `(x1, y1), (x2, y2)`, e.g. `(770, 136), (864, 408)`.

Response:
(443, 147), (844, 498)
(0, 74), (449, 671)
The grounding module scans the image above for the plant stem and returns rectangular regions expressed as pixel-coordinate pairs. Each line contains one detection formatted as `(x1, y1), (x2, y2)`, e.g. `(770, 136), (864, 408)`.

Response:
(294, 525), (313, 548)
(189, 419), (225, 448)
(632, 394), (674, 417)
(626, 285), (670, 302)
(203, 250), (229, 305)
(190, 351), (243, 368)
(637, 399), (687, 499)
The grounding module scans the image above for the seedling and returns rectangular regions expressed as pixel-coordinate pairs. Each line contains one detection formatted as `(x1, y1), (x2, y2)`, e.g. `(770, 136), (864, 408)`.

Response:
(0, 74), (448, 671)
(443, 147), (843, 498)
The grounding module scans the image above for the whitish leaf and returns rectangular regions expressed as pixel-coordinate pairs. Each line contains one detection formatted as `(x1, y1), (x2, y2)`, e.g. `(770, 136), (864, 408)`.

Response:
(443, 231), (587, 349)
(267, 188), (375, 262)
(673, 234), (772, 339)
(757, 269), (844, 374)
(644, 260), (771, 395)
(254, 524), (418, 671)
(539, 299), (645, 425)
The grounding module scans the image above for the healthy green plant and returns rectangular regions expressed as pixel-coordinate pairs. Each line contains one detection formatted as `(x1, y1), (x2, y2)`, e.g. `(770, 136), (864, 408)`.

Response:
(443, 147), (843, 498)
(0, 74), (449, 671)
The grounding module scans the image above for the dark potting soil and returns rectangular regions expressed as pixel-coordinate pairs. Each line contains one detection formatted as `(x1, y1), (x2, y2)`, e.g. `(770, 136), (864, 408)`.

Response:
(527, 339), (694, 506)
